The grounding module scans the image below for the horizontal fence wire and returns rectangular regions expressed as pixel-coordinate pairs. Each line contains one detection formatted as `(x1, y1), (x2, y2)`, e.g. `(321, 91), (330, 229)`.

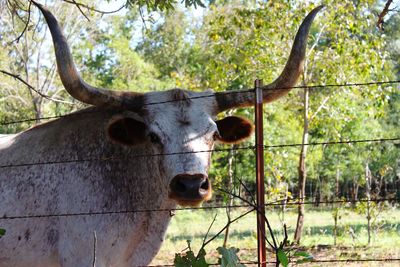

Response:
(1, 80), (399, 264)
(0, 80), (399, 127)
(305, 258), (400, 263)
(143, 261), (258, 267)
(0, 137), (398, 169)
(1, 197), (398, 220)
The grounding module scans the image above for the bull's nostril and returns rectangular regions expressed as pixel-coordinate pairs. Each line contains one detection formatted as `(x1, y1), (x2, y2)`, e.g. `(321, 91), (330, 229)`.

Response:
(175, 180), (187, 193)
(200, 179), (209, 191)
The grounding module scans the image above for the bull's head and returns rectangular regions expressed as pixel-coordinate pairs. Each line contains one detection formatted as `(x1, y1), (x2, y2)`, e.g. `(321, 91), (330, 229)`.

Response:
(33, 1), (322, 207)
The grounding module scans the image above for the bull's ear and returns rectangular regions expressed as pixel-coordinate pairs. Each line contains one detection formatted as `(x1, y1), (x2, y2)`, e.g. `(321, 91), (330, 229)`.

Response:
(215, 116), (254, 144)
(107, 116), (146, 145)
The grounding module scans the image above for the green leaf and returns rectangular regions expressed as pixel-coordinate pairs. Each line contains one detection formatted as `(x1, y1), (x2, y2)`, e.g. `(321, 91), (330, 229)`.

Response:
(0, 228), (5, 237)
(217, 247), (245, 267)
(277, 249), (289, 267)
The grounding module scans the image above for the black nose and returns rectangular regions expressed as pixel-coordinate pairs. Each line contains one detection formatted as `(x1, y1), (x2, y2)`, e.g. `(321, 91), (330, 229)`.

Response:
(169, 174), (210, 201)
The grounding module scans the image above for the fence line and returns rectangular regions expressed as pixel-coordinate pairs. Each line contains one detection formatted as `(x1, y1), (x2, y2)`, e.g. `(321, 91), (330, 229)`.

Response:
(0, 137), (398, 169)
(306, 258), (400, 263)
(1, 80), (399, 265)
(1, 197), (397, 221)
(1, 80), (399, 127)
(123, 80), (400, 108)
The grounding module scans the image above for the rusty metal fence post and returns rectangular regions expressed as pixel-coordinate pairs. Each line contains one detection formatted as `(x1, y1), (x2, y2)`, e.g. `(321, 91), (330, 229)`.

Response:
(255, 79), (267, 267)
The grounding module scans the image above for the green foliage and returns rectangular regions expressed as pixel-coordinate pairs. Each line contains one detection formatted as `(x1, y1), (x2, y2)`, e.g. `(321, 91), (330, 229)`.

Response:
(0, 1), (87, 134)
(185, 0), (398, 204)
(173, 241), (246, 266)
(125, 0), (205, 11)
(277, 248), (289, 267)
(217, 247), (245, 267)
(174, 241), (208, 267)
(75, 9), (173, 92)
(174, 250), (208, 267)
(354, 200), (389, 221)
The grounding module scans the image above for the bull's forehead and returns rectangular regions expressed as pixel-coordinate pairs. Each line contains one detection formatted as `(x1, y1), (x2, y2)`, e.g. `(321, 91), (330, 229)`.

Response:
(143, 89), (217, 139)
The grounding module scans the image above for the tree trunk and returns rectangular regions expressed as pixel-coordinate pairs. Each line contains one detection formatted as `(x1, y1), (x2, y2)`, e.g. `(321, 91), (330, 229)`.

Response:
(223, 145), (235, 248)
(294, 87), (309, 244)
(314, 176), (320, 206)
(333, 168), (340, 246)
(351, 176), (359, 203)
(336, 168), (340, 199)
(365, 163), (372, 245)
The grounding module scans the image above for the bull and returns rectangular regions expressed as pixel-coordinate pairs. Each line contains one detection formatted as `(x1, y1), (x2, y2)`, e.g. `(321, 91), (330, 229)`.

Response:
(0, 2), (322, 266)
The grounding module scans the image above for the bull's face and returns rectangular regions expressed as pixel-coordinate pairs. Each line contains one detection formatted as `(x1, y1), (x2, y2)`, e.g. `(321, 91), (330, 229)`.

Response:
(35, 2), (322, 205)
(107, 89), (254, 207)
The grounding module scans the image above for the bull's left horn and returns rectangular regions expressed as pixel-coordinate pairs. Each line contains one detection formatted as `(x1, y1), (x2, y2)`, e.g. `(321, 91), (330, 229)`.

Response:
(32, 1), (144, 110)
(214, 6), (324, 113)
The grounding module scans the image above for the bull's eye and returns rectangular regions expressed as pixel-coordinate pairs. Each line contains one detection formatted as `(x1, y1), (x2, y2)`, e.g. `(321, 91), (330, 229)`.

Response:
(149, 132), (161, 144)
(213, 131), (220, 141)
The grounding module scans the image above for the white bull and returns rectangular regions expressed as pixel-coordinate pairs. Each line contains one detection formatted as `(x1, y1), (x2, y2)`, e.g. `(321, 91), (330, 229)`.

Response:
(0, 2), (322, 267)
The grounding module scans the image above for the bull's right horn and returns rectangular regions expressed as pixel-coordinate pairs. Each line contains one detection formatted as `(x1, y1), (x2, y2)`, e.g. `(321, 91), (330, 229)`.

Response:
(32, 1), (144, 111)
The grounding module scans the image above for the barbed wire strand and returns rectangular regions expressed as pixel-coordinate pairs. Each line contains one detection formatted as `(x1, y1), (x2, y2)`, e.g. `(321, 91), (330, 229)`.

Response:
(306, 258), (400, 263)
(1, 80), (399, 127)
(145, 258), (400, 266)
(1, 197), (398, 221)
(0, 137), (398, 169)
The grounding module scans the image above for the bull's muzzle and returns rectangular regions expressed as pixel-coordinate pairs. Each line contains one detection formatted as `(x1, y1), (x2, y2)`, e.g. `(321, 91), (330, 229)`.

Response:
(169, 174), (212, 206)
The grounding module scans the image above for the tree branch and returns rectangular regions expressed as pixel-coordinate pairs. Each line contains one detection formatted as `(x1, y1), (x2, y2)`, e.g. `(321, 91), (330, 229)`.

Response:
(61, 0), (126, 15)
(310, 95), (330, 122)
(377, 0), (393, 30)
(0, 70), (75, 105)
(200, 208), (255, 249)
(70, 0), (90, 21)
(217, 187), (275, 249)
(11, 0), (32, 43)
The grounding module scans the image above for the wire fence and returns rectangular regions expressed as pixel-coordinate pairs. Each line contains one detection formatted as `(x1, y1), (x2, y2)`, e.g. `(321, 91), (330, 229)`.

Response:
(0, 79), (399, 126)
(144, 258), (400, 267)
(1, 79), (400, 266)
(0, 197), (398, 220)
(0, 137), (398, 169)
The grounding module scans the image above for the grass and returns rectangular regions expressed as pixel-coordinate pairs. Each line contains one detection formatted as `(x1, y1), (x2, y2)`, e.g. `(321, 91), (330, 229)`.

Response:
(150, 204), (400, 266)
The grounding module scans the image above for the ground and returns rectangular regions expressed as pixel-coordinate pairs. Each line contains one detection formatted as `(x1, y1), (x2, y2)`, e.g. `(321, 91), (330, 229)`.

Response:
(151, 204), (400, 266)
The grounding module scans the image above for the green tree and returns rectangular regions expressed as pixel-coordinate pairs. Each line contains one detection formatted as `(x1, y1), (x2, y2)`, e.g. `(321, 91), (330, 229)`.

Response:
(0, 1), (90, 133)
(181, 0), (397, 243)
(74, 9), (172, 92)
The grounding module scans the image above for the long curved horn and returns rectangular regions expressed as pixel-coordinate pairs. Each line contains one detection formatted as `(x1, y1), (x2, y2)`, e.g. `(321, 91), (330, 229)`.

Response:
(215, 6), (324, 113)
(32, 1), (144, 110)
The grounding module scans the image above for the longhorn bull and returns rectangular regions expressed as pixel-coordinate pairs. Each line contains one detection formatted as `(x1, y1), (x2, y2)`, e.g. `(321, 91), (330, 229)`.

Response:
(0, 2), (322, 266)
